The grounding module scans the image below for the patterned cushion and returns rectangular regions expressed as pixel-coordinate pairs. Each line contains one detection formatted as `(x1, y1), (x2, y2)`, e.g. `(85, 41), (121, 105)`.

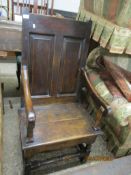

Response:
(87, 69), (114, 104)
(104, 59), (131, 102)
(87, 69), (131, 140)
(86, 47), (131, 147)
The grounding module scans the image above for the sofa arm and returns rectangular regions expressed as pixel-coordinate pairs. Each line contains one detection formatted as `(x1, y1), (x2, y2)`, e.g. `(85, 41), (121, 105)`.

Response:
(81, 68), (113, 130)
(21, 65), (36, 142)
(81, 68), (112, 115)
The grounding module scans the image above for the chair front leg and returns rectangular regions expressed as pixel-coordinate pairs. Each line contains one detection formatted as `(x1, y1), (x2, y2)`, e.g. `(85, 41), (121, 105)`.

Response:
(26, 112), (36, 143)
(93, 106), (105, 131)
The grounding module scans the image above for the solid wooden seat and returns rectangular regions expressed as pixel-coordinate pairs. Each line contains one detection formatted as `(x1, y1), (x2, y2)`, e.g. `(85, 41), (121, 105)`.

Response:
(20, 102), (98, 158)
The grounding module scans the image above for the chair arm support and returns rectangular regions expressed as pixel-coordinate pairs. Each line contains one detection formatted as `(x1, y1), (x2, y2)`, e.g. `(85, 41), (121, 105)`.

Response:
(81, 68), (112, 115)
(22, 65), (35, 121)
(22, 65), (36, 141)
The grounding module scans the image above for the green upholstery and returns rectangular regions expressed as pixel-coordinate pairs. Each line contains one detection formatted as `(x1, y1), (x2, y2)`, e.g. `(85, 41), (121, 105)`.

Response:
(85, 47), (131, 157)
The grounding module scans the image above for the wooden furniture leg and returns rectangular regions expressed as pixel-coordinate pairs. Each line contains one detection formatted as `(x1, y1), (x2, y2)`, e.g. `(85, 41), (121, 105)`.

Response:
(1, 83), (4, 114)
(16, 61), (21, 90)
(78, 144), (91, 163)
(93, 106), (105, 131)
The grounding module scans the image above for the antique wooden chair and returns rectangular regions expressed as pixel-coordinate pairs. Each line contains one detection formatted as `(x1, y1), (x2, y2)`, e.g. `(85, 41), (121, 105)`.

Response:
(19, 14), (100, 170)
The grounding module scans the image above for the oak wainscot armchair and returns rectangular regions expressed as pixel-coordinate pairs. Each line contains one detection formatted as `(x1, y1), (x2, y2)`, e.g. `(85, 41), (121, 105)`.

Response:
(19, 14), (101, 173)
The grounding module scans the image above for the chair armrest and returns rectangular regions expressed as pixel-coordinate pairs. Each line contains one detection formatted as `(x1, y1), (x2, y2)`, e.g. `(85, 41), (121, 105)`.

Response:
(21, 65), (36, 141)
(81, 68), (112, 115)
(22, 65), (36, 122)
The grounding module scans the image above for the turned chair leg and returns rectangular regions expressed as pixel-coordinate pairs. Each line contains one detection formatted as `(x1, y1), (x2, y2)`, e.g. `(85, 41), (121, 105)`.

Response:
(26, 117), (36, 143)
(26, 125), (34, 143)
(78, 143), (91, 163)
(1, 83), (4, 114)
(16, 62), (21, 90)
(93, 106), (105, 131)
(24, 159), (31, 175)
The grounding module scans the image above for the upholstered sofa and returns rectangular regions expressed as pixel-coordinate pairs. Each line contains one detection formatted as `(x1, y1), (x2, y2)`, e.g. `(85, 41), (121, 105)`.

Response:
(84, 47), (131, 157)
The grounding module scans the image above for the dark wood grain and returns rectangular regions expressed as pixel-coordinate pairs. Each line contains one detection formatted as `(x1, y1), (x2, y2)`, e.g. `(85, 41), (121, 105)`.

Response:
(22, 14), (91, 97)
(32, 96), (76, 105)
(20, 14), (100, 162)
(30, 34), (54, 95)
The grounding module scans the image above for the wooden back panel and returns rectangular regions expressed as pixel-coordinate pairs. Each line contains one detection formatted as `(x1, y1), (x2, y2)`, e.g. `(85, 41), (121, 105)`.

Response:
(22, 14), (91, 98)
